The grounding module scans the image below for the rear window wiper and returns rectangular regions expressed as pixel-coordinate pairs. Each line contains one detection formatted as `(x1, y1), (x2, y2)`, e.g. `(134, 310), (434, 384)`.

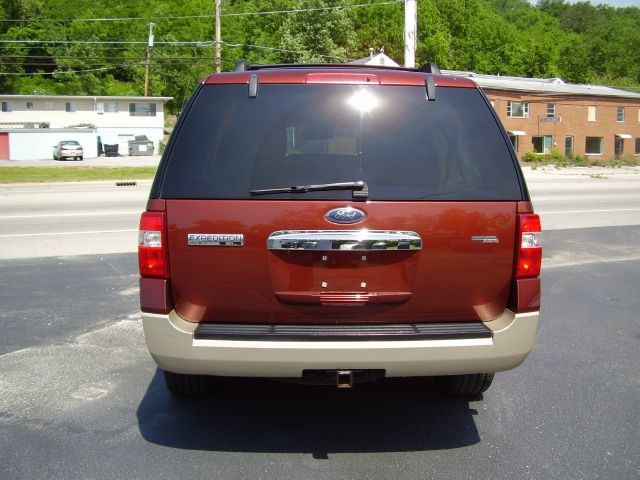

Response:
(250, 180), (368, 199)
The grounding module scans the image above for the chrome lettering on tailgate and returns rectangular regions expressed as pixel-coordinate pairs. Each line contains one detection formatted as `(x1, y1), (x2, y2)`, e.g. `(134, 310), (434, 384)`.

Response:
(471, 236), (499, 244)
(188, 233), (244, 246)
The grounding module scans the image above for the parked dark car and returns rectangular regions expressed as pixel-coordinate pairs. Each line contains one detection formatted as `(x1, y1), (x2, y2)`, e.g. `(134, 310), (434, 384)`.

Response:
(138, 62), (542, 396)
(53, 140), (83, 161)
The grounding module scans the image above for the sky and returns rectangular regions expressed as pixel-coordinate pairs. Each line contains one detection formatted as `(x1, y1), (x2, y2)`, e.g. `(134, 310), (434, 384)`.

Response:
(600, 0), (640, 5)
(529, 0), (640, 6)
(584, 0), (640, 5)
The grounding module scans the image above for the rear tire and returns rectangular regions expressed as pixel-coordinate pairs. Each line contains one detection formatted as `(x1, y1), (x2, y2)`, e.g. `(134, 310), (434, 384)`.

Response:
(442, 373), (494, 396)
(163, 370), (218, 396)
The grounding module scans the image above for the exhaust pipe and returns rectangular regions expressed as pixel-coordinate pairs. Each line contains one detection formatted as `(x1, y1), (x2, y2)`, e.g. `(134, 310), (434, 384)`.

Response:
(336, 370), (354, 389)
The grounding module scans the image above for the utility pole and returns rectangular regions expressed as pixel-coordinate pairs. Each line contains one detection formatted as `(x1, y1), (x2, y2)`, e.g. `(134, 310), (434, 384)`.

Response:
(144, 22), (155, 97)
(215, 0), (221, 73)
(404, 0), (417, 68)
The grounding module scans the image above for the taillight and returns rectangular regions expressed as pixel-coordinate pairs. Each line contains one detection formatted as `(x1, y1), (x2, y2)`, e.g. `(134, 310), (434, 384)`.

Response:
(138, 211), (169, 279)
(515, 213), (542, 279)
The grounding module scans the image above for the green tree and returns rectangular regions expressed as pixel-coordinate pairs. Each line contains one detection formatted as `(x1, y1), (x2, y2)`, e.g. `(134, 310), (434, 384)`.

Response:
(278, 0), (356, 63)
(0, 0), (638, 110)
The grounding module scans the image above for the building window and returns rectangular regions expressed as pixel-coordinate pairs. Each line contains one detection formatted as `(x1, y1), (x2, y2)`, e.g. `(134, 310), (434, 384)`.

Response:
(587, 106), (596, 122)
(98, 102), (119, 114)
(547, 103), (556, 118)
(616, 107), (625, 122)
(564, 136), (574, 157)
(532, 135), (552, 154)
(585, 137), (603, 155)
(104, 102), (119, 113)
(507, 101), (529, 118)
(508, 134), (518, 152)
(65, 102), (76, 113)
(636, 138), (640, 155)
(129, 103), (156, 117)
(2, 101), (12, 112)
(26, 101), (34, 110)
(614, 136), (624, 157)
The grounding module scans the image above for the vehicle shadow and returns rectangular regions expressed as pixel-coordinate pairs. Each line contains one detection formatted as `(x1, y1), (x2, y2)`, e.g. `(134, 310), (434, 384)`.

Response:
(136, 370), (482, 456)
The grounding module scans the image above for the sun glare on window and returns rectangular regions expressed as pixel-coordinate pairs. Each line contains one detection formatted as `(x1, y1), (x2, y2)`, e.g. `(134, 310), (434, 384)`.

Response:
(347, 90), (379, 113)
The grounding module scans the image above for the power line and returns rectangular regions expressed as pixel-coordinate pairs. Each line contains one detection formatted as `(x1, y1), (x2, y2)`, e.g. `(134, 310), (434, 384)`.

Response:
(0, 44), (214, 49)
(0, 39), (358, 61)
(0, 39), (216, 45)
(223, 41), (353, 61)
(0, 1), (401, 23)
(1, 55), (219, 60)
(0, 57), (239, 76)
(0, 66), (117, 76)
(222, 1), (402, 17)
(0, 57), (221, 67)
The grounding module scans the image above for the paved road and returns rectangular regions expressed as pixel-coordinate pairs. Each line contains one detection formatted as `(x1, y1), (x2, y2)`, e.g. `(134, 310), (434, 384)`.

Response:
(526, 167), (640, 231)
(1, 167), (639, 260)
(0, 181), (150, 259)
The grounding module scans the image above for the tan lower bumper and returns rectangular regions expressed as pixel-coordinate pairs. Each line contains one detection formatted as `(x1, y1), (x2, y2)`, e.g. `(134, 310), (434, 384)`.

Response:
(142, 310), (539, 377)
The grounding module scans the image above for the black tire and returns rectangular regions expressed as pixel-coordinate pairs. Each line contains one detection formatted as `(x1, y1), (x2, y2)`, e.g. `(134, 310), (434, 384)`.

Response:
(163, 370), (217, 396)
(79, 156), (83, 161)
(442, 373), (495, 396)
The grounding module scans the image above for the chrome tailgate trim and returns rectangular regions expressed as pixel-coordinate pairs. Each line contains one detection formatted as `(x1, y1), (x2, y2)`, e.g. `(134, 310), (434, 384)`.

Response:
(267, 230), (422, 251)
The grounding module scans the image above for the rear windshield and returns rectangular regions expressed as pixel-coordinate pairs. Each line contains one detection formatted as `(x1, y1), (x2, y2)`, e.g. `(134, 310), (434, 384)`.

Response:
(159, 84), (522, 200)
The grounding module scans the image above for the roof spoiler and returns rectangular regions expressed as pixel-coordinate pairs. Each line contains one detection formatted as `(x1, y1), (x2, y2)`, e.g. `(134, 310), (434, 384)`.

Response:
(233, 60), (442, 75)
(418, 62), (441, 75)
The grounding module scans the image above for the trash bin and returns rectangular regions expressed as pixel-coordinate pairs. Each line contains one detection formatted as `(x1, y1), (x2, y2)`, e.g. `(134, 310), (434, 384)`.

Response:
(128, 136), (155, 156)
(104, 144), (119, 157)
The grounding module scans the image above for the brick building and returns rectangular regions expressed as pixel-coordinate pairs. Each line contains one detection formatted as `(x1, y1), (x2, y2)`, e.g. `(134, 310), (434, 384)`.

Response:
(445, 70), (640, 161)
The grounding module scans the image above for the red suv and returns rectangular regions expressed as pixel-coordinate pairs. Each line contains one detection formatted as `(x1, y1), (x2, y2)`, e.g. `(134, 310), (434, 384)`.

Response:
(138, 62), (541, 396)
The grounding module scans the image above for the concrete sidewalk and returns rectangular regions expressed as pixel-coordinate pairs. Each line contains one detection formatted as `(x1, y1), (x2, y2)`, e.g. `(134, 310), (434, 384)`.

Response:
(0, 155), (162, 167)
(521, 164), (640, 178)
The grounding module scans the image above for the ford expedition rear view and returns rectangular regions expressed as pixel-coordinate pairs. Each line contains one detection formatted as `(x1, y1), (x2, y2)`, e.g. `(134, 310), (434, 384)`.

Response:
(138, 62), (542, 396)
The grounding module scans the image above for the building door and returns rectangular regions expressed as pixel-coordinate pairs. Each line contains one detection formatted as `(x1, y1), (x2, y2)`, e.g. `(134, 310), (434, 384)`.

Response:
(614, 136), (624, 158)
(564, 136), (574, 157)
(0, 132), (9, 160)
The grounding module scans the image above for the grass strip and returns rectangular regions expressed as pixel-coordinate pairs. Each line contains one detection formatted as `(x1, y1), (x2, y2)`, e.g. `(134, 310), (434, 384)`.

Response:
(0, 166), (157, 183)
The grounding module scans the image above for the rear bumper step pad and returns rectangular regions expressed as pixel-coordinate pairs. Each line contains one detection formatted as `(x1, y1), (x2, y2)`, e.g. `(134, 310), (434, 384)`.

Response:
(194, 322), (492, 342)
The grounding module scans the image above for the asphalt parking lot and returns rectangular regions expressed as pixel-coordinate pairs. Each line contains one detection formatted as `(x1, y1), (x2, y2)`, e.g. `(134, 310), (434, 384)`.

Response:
(0, 166), (639, 479)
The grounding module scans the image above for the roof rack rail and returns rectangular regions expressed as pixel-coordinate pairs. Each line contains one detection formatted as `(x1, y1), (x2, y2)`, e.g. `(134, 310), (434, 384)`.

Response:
(234, 60), (250, 72)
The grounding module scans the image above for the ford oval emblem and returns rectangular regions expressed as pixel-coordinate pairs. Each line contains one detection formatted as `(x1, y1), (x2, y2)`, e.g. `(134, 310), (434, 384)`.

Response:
(325, 207), (366, 224)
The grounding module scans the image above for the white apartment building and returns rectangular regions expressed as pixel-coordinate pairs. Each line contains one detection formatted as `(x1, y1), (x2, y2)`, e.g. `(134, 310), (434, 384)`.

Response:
(0, 94), (172, 160)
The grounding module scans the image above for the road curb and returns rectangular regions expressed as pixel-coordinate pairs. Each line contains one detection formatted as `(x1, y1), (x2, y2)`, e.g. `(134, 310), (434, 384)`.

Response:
(0, 179), (154, 188)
